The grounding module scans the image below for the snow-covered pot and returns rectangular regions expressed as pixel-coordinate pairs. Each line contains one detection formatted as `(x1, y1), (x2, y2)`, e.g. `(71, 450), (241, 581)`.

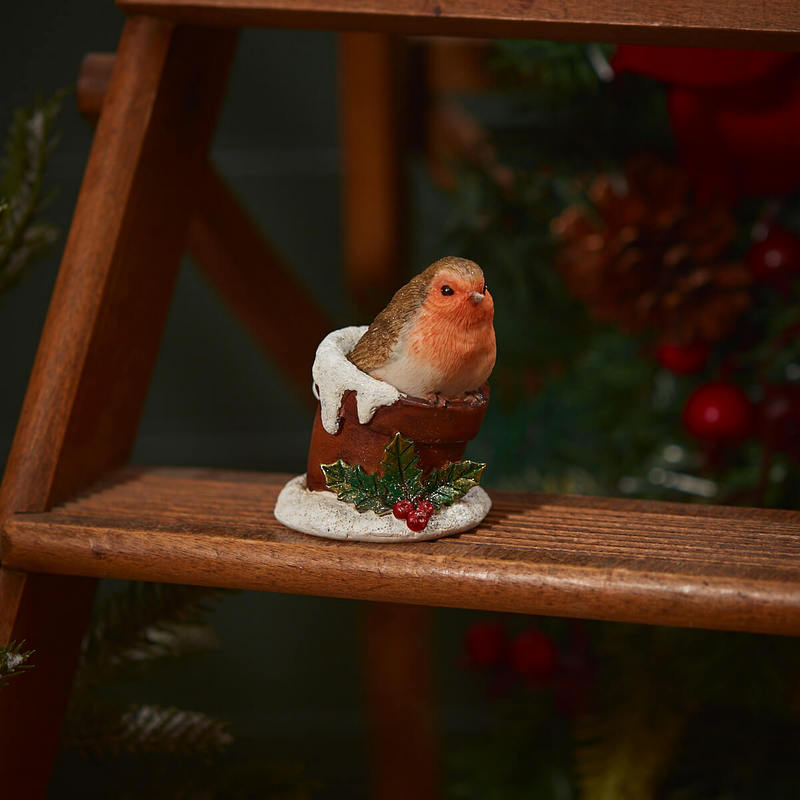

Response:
(305, 326), (489, 492)
(305, 386), (489, 491)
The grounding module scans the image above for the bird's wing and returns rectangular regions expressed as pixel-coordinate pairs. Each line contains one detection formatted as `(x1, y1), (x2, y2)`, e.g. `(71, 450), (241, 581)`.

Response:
(348, 270), (432, 372)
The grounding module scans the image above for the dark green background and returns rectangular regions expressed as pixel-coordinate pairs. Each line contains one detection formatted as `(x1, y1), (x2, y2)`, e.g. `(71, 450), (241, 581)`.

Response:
(1, 4), (486, 796)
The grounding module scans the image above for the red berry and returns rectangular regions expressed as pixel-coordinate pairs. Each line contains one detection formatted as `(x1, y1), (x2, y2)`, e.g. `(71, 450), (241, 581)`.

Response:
(392, 500), (415, 520)
(406, 510), (429, 532)
(747, 226), (800, 285)
(510, 629), (558, 684)
(655, 341), (709, 374)
(464, 621), (508, 670)
(416, 499), (435, 518)
(683, 382), (753, 442)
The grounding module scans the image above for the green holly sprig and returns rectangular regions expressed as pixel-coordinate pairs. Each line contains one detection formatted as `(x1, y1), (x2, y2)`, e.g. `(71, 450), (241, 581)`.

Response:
(321, 433), (486, 519)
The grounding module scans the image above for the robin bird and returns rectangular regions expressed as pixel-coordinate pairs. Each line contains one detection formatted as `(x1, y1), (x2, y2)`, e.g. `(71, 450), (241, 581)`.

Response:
(348, 256), (496, 402)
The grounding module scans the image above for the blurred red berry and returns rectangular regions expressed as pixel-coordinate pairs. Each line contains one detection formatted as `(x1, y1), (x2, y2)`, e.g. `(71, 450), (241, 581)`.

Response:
(392, 500), (415, 520)
(416, 499), (435, 518)
(655, 341), (710, 374)
(683, 382), (753, 441)
(406, 510), (429, 532)
(509, 629), (559, 684)
(464, 621), (508, 670)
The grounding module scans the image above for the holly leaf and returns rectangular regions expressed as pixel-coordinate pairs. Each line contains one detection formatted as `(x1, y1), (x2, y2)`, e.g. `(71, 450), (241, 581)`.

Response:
(378, 433), (424, 502)
(424, 460), (486, 509)
(321, 460), (392, 515)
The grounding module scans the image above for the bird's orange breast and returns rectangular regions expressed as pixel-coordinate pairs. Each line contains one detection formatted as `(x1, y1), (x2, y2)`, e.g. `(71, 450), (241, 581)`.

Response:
(406, 305), (496, 396)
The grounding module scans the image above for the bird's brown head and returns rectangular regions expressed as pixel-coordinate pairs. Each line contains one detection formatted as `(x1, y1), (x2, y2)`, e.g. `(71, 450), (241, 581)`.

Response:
(420, 257), (493, 326)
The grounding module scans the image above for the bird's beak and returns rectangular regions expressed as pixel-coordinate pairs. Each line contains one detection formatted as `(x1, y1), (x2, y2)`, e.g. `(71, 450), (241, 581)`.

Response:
(469, 291), (485, 305)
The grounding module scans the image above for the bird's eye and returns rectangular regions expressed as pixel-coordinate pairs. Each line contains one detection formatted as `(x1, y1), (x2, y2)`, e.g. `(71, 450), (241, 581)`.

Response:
(441, 285), (454, 296)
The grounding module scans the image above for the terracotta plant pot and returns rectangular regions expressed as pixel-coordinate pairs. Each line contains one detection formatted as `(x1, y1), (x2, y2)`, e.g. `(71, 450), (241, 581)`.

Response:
(305, 384), (490, 491)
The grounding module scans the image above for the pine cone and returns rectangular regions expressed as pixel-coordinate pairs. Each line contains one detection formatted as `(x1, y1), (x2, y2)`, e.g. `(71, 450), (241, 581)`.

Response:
(551, 156), (752, 344)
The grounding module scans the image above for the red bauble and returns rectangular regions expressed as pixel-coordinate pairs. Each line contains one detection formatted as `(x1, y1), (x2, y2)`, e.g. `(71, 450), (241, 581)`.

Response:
(655, 341), (710, 374)
(509, 629), (559, 684)
(392, 500), (415, 520)
(613, 45), (800, 197)
(464, 621), (508, 670)
(612, 46), (795, 90)
(747, 227), (800, 285)
(683, 382), (753, 441)
(757, 383), (800, 459)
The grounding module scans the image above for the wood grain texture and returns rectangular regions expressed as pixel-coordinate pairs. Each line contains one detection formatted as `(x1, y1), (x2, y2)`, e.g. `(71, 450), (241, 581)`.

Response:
(364, 603), (439, 800)
(339, 32), (405, 311)
(0, 20), (236, 793)
(116, 0), (800, 49)
(4, 466), (800, 635)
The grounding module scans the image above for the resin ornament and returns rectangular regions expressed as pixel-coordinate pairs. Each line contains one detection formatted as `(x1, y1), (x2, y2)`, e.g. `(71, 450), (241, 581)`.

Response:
(275, 257), (496, 542)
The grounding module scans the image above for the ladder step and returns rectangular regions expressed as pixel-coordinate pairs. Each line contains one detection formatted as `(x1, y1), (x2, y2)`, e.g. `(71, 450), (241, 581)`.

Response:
(3, 465), (800, 635)
(117, 0), (800, 50)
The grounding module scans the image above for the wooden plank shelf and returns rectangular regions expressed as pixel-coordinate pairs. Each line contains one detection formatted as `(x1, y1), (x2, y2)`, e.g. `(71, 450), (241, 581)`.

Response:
(117, 0), (800, 50)
(3, 466), (800, 635)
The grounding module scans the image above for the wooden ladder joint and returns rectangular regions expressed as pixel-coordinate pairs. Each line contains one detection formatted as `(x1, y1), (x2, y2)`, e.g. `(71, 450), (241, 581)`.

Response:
(77, 51), (331, 406)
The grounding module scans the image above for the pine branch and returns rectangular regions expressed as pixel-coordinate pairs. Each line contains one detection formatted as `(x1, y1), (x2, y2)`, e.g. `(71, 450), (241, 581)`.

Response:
(0, 90), (64, 297)
(490, 41), (614, 96)
(573, 625), (690, 800)
(575, 695), (685, 800)
(78, 582), (228, 685)
(65, 702), (233, 758)
(0, 640), (34, 688)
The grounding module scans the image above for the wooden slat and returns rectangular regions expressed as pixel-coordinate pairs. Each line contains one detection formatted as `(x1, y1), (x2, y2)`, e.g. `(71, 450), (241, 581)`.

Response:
(4, 466), (800, 636)
(116, 0), (800, 49)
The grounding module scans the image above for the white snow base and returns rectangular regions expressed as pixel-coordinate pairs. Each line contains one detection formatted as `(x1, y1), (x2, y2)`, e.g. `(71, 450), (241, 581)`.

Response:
(274, 474), (492, 542)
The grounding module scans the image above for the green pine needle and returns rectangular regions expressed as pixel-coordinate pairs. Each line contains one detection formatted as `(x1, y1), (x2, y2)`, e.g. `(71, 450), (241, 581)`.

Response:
(575, 699), (685, 800)
(490, 41), (614, 97)
(65, 702), (233, 758)
(0, 640), (34, 688)
(0, 89), (65, 297)
(78, 582), (228, 685)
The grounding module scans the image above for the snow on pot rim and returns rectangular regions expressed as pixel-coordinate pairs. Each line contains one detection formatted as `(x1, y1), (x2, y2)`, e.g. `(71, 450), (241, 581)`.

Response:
(312, 326), (401, 435)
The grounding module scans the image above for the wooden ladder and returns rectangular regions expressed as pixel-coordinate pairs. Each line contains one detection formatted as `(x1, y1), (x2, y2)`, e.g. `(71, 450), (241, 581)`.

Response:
(3, 2), (800, 796)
